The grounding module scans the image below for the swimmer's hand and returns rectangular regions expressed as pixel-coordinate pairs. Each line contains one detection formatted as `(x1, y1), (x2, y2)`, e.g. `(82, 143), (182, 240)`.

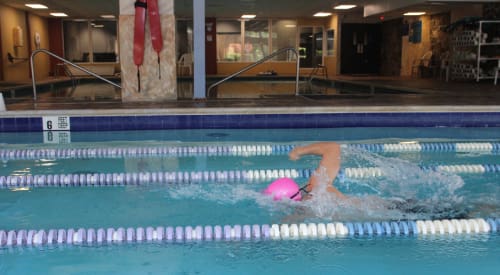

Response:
(289, 147), (301, 161)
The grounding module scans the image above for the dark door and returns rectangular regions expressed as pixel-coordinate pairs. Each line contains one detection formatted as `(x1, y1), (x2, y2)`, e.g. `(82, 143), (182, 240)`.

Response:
(341, 24), (381, 75)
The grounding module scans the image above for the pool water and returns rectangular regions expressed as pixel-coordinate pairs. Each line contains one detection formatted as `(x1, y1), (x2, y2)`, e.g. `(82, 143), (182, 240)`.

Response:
(0, 127), (499, 274)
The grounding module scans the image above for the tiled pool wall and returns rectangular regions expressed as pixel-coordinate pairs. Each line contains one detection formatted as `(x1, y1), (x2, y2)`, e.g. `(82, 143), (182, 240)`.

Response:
(0, 112), (500, 132)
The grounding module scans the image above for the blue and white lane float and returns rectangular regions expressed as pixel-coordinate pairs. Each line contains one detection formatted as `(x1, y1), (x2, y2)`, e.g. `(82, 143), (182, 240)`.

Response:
(1, 164), (499, 189)
(0, 142), (498, 161)
(0, 218), (498, 247)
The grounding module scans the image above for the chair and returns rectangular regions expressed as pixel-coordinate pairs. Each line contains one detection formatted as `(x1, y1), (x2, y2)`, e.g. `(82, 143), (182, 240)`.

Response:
(411, 51), (433, 78)
(177, 53), (193, 76)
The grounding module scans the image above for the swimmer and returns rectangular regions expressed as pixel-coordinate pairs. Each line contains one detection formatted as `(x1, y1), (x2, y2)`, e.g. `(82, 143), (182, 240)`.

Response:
(288, 142), (346, 199)
(263, 142), (345, 202)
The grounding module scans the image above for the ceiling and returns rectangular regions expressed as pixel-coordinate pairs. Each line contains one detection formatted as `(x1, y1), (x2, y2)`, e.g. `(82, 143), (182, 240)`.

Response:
(0, 0), (491, 20)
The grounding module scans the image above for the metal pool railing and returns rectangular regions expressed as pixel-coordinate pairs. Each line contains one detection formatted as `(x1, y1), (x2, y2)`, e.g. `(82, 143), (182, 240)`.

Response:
(1, 218), (498, 248)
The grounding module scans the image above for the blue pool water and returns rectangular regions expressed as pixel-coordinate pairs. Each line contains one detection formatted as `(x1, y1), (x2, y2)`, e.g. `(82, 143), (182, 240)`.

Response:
(0, 127), (499, 274)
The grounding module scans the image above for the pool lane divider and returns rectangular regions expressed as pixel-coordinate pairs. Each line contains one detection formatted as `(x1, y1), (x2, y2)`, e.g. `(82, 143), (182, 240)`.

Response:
(0, 142), (499, 161)
(0, 218), (498, 248)
(1, 164), (499, 189)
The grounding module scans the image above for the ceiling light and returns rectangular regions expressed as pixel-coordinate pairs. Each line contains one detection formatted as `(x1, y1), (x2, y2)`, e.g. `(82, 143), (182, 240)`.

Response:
(25, 4), (48, 9)
(285, 24), (296, 28)
(314, 12), (332, 17)
(93, 25), (105, 28)
(241, 14), (256, 19)
(100, 15), (116, 19)
(404, 12), (426, 16)
(50, 12), (68, 17)
(334, 5), (356, 10)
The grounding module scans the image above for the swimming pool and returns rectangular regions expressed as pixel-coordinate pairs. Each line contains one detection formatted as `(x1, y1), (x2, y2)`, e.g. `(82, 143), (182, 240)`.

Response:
(0, 124), (498, 274)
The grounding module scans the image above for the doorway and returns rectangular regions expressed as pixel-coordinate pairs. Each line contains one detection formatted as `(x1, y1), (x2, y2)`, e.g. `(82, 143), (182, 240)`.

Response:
(299, 26), (323, 68)
(340, 23), (381, 75)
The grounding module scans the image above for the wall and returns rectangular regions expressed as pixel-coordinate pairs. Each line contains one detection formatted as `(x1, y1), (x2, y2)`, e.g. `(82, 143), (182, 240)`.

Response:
(28, 13), (50, 80)
(119, 0), (176, 101)
(430, 13), (450, 66)
(380, 18), (402, 76)
(217, 61), (299, 76)
(48, 19), (64, 76)
(400, 15), (432, 76)
(0, 4), (30, 82)
(323, 14), (339, 77)
(450, 4), (483, 23)
(0, 4), (51, 82)
(484, 3), (500, 19)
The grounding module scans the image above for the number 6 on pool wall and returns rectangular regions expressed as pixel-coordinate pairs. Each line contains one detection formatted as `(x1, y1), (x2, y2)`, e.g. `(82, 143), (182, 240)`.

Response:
(43, 116), (71, 131)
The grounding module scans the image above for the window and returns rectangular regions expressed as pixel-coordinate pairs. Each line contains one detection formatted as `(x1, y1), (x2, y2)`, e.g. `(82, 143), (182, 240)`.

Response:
(243, 20), (269, 61)
(63, 20), (118, 63)
(327, 29), (335, 56)
(215, 19), (298, 62)
(299, 26), (324, 68)
(63, 21), (90, 62)
(176, 20), (193, 61)
(271, 20), (297, 61)
(90, 21), (118, 62)
(216, 20), (242, 61)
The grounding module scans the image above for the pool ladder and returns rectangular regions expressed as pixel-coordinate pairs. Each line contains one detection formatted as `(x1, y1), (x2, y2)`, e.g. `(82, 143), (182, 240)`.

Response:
(206, 47), (300, 97)
(30, 49), (121, 101)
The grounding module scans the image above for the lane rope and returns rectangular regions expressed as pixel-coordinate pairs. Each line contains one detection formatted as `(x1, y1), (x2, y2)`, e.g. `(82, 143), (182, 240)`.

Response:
(1, 218), (497, 247)
(0, 142), (498, 161)
(1, 163), (499, 189)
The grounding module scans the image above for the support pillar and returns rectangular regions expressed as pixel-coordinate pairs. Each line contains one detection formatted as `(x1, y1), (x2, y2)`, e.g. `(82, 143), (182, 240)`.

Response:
(193, 0), (206, 99)
(119, 0), (177, 102)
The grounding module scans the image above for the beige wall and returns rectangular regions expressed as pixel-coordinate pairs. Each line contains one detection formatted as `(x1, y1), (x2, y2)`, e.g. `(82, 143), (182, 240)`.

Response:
(0, 4), (30, 81)
(400, 15), (432, 76)
(27, 13), (50, 80)
(0, 4), (51, 82)
(324, 14), (340, 77)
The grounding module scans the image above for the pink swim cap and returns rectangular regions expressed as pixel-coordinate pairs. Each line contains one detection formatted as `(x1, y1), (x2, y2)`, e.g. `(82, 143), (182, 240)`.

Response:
(263, 177), (301, 201)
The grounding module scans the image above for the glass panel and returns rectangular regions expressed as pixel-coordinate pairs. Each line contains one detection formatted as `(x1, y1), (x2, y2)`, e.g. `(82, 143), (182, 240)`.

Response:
(216, 20), (242, 61)
(327, 29), (335, 56)
(243, 20), (269, 62)
(299, 26), (323, 68)
(271, 20), (297, 61)
(90, 20), (118, 62)
(63, 21), (90, 62)
(176, 20), (193, 61)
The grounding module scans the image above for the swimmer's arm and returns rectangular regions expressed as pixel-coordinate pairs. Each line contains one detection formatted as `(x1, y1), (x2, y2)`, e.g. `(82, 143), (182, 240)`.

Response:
(289, 142), (339, 160)
(290, 142), (345, 199)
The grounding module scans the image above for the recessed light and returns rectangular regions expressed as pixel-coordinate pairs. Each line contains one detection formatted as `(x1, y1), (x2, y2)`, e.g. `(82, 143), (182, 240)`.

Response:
(100, 15), (116, 19)
(241, 14), (256, 19)
(404, 12), (426, 16)
(334, 5), (356, 10)
(25, 4), (48, 9)
(285, 24), (297, 28)
(314, 12), (332, 17)
(50, 12), (68, 17)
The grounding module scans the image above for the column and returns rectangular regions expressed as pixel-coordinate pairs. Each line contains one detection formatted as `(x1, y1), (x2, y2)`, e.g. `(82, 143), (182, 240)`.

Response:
(193, 0), (206, 99)
(119, 0), (177, 102)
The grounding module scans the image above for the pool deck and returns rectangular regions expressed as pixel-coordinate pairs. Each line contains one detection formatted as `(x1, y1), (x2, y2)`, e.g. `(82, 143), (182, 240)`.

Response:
(1, 76), (499, 116)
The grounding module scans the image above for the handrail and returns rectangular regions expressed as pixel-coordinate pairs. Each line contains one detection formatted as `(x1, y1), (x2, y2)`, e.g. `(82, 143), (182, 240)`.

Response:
(207, 47), (300, 97)
(30, 49), (121, 101)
